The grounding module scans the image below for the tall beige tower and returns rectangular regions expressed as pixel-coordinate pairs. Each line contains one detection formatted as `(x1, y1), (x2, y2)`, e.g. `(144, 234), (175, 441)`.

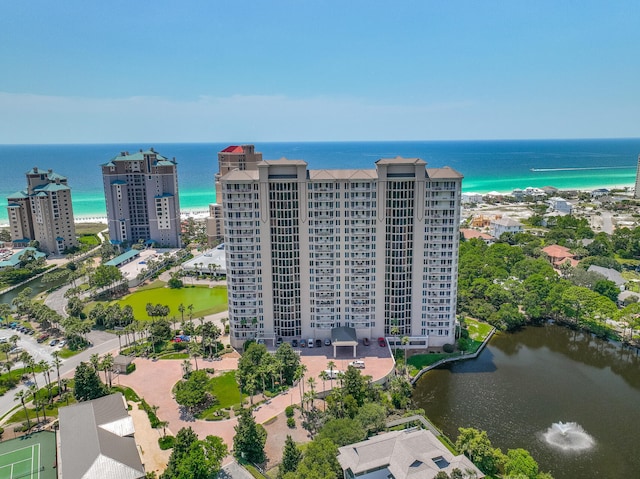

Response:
(6, 167), (78, 255)
(221, 156), (463, 351)
(206, 145), (262, 245)
(635, 154), (640, 199)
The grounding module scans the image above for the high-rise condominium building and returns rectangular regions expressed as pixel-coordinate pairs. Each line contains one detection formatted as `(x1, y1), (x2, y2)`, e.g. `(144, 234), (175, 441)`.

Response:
(635, 154), (640, 199)
(206, 145), (262, 245)
(6, 167), (78, 254)
(222, 156), (462, 350)
(101, 148), (182, 248)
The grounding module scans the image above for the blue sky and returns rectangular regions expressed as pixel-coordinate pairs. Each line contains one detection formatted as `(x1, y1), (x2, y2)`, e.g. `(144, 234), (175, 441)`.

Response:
(1, 1), (639, 143)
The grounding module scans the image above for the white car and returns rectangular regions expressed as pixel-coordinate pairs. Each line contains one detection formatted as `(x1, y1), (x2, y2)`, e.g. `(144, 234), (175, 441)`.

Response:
(348, 360), (365, 369)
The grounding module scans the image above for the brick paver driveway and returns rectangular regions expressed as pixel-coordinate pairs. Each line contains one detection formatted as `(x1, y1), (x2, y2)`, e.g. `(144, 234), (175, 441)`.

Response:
(118, 344), (394, 466)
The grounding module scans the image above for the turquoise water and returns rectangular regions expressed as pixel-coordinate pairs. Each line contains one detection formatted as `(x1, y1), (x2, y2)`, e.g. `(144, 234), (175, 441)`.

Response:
(1, 139), (639, 223)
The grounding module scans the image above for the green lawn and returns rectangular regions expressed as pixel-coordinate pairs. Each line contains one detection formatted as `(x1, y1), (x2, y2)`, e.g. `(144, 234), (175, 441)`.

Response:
(112, 284), (228, 320)
(465, 317), (493, 341)
(198, 371), (241, 418)
(408, 318), (493, 372)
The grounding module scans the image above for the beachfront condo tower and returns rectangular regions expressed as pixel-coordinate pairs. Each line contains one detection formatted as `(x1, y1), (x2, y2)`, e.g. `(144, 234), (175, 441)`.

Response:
(206, 145), (263, 246)
(222, 156), (463, 350)
(101, 148), (182, 248)
(635, 154), (640, 199)
(6, 167), (78, 255)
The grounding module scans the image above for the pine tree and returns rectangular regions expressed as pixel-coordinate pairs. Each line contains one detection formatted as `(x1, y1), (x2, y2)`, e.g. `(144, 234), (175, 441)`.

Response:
(73, 362), (108, 401)
(278, 435), (302, 478)
(233, 409), (267, 464)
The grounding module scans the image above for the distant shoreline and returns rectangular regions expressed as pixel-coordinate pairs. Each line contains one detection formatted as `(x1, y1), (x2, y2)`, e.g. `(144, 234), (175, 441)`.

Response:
(0, 208), (212, 228)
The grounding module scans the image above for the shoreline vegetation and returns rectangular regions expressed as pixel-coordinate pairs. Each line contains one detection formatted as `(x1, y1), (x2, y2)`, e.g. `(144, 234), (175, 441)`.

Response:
(0, 182), (635, 228)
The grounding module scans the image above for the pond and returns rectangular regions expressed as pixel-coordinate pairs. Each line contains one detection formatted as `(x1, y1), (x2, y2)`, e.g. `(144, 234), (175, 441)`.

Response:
(0, 273), (68, 306)
(413, 323), (640, 479)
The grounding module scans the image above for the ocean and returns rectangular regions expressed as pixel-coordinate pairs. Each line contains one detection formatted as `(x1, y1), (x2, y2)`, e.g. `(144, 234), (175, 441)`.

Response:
(1, 138), (639, 224)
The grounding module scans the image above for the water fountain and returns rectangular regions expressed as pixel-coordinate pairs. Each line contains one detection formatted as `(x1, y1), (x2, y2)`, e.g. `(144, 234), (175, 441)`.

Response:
(543, 422), (595, 452)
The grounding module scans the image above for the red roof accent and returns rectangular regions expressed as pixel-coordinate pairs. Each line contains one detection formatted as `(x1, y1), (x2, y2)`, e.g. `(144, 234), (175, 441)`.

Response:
(221, 145), (244, 153)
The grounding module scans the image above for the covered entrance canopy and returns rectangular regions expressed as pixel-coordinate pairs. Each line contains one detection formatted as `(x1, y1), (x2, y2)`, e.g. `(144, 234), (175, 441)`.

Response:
(331, 326), (358, 358)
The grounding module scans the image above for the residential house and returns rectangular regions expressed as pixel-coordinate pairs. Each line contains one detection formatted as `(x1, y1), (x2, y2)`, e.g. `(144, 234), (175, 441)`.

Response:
(337, 428), (484, 479)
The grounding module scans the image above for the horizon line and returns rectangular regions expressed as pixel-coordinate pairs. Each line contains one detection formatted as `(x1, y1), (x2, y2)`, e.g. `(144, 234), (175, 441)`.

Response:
(1, 136), (640, 147)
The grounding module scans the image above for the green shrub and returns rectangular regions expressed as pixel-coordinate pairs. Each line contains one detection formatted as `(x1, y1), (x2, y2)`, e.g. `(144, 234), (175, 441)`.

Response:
(285, 405), (294, 418)
(158, 435), (175, 450)
(442, 343), (455, 353)
(126, 363), (136, 374)
(140, 398), (161, 428)
(287, 417), (295, 428)
(0, 426), (4, 438)
(460, 328), (470, 339)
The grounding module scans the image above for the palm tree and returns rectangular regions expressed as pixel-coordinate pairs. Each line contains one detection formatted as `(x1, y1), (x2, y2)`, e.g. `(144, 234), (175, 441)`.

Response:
(181, 359), (192, 378)
(101, 353), (115, 389)
(327, 360), (336, 390)
(9, 334), (19, 350)
(319, 370), (329, 393)
(190, 343), (202, 371)
(401, 336), (410, 374)
(220, 317), (228, 335)
(4, 359), (14, 383)
(0, 342), (12, 361)
(178, 303), (185, 323)
(60, 391), (72, 406)
(295, 364), (308, 409)
(245, 374), (257, 406)
(52, 352), (62, 396)
(158, 420), (169, 438)
(90, 353), (100, 372)
(29, 384), (41, 424)
(38, 360), (53, 403)
(14, 390), (31, 431)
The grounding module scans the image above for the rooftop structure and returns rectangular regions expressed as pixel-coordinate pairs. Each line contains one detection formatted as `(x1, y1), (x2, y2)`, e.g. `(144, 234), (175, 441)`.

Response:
(6, 167), (78, 254)
(222, 156), (462, 349)
(101, 148), (182, 248)
(587, 265), (626, 289)
(0, 247), (46, 269)
(58, 392), (145, 479)
(489, 216), (523, 239)
(207, 145), (263, 245)
(337, 428), (484, 479)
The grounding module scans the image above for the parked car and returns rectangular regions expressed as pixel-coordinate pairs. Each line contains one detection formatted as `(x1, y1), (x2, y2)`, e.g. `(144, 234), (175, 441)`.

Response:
(58, 339), (66, 347)
(307, 338), (314, 348)
(378, 337), (386, 347)
(315, 339), (322, 348)
(363, 337), (370, 346)
(292, 339), (298, 347)
(49, 339), (59, 347)
(276, 337), (283, 346)
(37, 334), (50, 343)
(323, 369), (343, 379)
(300, 339), (306, 348)
(257, 339), (265, 345)
(348, 360), (365, 369)
(324, 338), (331, 346)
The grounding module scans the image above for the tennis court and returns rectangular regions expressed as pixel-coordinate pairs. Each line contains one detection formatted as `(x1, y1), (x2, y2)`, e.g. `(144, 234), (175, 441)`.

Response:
(0, 431), (56, 479)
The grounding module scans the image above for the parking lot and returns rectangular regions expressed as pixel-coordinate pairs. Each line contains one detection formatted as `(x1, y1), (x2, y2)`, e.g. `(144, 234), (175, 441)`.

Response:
(0, 327), (61, 364)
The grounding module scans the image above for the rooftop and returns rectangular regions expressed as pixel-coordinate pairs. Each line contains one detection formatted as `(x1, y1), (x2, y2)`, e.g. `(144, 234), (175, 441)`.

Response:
(337, 428), (483, 479)
(58, 393), (145, 479)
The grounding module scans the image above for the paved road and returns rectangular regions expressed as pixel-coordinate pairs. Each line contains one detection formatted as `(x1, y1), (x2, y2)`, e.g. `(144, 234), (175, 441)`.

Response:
(0, 330), (119, 424)
(601, 211), (614, 234)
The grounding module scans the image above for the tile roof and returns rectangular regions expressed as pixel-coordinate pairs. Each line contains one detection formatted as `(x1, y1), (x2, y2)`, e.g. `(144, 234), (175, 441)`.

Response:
(221, 145), (244, 153)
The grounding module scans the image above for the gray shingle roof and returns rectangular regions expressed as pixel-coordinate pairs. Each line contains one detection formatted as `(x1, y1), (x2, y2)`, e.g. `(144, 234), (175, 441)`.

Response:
(58, 393), (145, 479)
